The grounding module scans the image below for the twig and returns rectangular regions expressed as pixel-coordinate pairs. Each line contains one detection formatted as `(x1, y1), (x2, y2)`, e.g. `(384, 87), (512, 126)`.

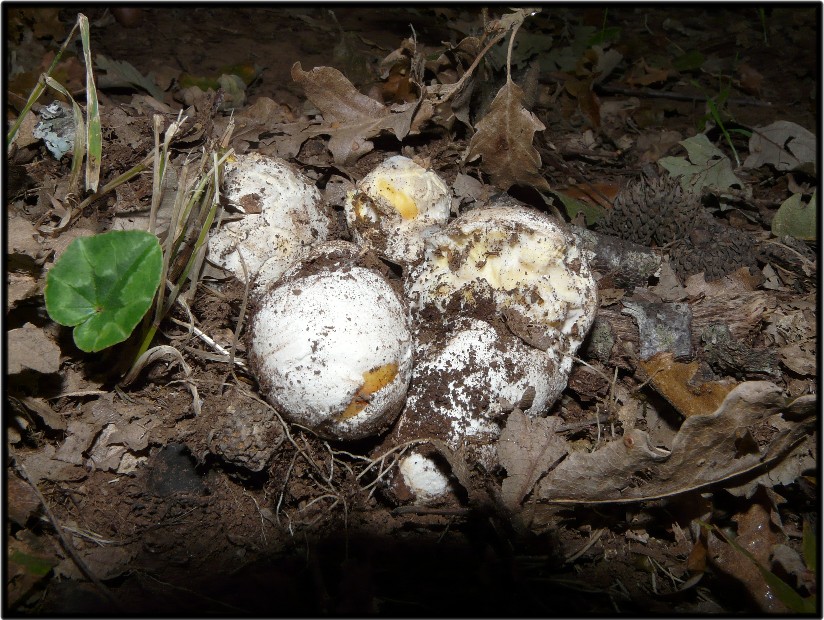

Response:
(564, 527), (606, 564)
(169, 317), (248, 369)
(12, 457), (124, 612)
(228, 248), (250, 383)
(597, 84), (772, 107)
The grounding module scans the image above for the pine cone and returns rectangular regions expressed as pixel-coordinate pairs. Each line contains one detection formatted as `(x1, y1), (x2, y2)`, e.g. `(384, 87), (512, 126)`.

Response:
(669, 222), (757, 282)
(598, 174), (703, 246)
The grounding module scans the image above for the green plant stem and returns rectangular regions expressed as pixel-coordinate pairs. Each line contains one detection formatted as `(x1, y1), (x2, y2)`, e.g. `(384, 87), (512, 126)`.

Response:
(6, 17), (82, 148)
(707, 98), (741, 167)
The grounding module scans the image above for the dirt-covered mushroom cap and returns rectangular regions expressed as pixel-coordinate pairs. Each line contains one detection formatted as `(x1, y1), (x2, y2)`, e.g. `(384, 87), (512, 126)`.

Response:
(248, 254), (413, 441)
(392, 317), (565, 472)
(406, 204), (598, 359)
(208, 152), (332, 285)
(344, 155), (451, 265)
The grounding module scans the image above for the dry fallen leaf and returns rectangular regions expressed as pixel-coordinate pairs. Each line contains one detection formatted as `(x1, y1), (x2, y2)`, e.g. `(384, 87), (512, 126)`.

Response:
(736, 62), (764, 95)
(560, 181), (621, 210)
(466, 77), (550, 192)
(640, 352), (736, 418)
(709, 498), (788, 613)
(290, 62), (417, 164)
(55, 546), (137, 582)
(498, 411), (567, 510)
(226, 96), (295, 151)
(742, 120), (816, 173)
(7, 323), (61, 375)
(533, 382), (815, 504)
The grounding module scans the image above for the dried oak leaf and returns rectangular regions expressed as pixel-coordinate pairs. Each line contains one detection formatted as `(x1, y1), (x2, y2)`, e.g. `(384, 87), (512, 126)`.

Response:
(225, 96), (295, 152)
(290, 62), (417, 164)
(466, 77), (550, 192)
(743, 120), (816, 173)
(498, 411), (567, 510)
(535, 382), (815, 504)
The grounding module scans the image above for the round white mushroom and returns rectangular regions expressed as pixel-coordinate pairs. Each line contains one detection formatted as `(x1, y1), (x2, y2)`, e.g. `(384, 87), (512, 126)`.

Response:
(396, 450), (455, 504)
(344, 155), (451, 265)
(406, 203), (598, 360)
(208, 152), (332, 287)
(248, 253), (413, 441)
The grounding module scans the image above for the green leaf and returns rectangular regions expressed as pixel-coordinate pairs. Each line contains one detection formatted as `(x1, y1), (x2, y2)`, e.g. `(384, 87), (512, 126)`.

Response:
(658, 133), (743, 193)
(45, 230), (163, 352)
(9, 549), (56, 577)
(673, 50), (705, 72)
(553, 191), (605, 226)
(711, 524), (816, 614)
(587, 26), (621, 46)
(771, 191), (817, 241)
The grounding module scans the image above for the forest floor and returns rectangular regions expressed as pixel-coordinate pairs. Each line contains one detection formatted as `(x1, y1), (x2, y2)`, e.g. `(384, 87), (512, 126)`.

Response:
(6, 5), (818, 615)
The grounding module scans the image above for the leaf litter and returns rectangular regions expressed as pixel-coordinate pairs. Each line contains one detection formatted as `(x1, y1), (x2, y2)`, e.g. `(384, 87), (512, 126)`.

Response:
(5, 5), (818, 615)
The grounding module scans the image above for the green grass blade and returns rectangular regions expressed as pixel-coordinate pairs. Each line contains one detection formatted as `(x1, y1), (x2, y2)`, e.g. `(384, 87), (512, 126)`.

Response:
(43, 76), (86, 198)
(7, 19), (80, 148)
(79, 13), (101, 192)
(802, 520), (816, 573)
(708, 524), (815, 613)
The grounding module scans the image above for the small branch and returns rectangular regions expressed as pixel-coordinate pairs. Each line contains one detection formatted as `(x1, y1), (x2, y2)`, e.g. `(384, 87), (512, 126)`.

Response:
(597, 84), (772, 108)
(392, 506), (471, 516)
(564, 527), (606, 564)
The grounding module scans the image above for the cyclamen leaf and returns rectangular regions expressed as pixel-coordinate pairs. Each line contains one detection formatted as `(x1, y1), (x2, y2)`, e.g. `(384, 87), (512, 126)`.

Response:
(466, 78), (550, 192)
(45, 230), (162, 352)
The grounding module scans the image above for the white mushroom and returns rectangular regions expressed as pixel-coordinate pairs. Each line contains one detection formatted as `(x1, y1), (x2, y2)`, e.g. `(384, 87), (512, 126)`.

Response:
(393, 317), (565, 473)
(344, 155), (451, 265)
(396, 450), (454, 504)
(406, 203), (598, 360)
(248, 246), (413, 441)
(208, 152), (332, 287)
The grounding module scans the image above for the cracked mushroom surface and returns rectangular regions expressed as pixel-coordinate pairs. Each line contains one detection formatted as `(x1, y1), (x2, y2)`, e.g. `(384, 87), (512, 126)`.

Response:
(407, 203), (599, 359)
(208, 152), (332, 287)
(382, 202), (599, 503)
(248, 243), (413, 441)
(344, 155), (451, 265)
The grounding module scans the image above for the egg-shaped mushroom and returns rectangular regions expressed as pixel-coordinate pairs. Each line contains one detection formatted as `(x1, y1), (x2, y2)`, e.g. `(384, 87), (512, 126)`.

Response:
(248, 243), (413, 441)
(406, 203), (598, 360)
(344, 155), (451, 265)
(208, 152), (332, 287)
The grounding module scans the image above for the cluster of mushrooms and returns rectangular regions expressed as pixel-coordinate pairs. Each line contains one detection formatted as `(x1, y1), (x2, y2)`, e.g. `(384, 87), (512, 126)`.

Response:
(208, 153), (598, 504)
